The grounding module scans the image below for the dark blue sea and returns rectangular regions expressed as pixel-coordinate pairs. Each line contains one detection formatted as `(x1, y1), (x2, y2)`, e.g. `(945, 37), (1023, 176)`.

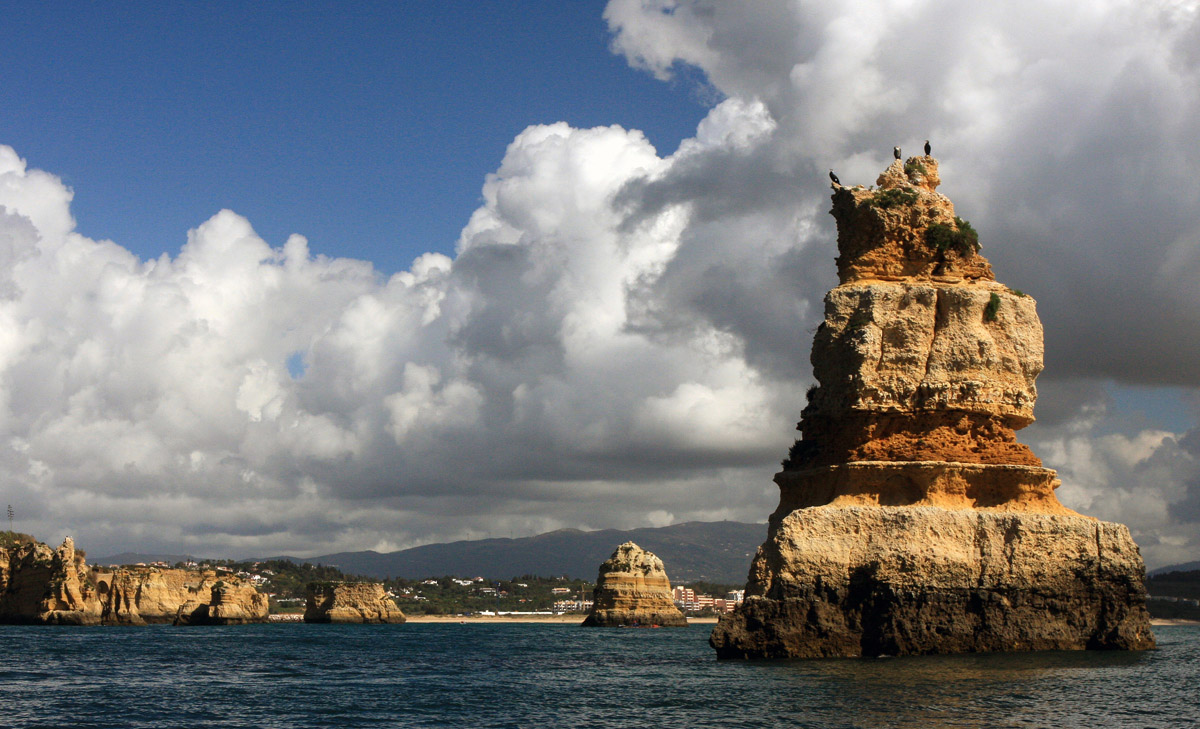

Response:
(1, 623), (1196, 728)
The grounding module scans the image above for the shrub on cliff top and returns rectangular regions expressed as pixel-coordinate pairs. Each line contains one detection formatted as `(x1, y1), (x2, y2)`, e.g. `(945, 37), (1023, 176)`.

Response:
(871, 187), (918, 209)
(0, 530), (36, 548)
(782, 439), (818, 470)
(904, 160), (927, 179)
(926, 216), (980, 256)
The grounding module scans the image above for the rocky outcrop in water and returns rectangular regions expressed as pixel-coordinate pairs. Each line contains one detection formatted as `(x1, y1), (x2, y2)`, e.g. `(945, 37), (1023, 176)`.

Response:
(582, 542), (687, 627)
(709, 155), (1155, 658)
(0, 537), (101, 625)
(0, 536), (268, 625)
(304, 582), (406, 623)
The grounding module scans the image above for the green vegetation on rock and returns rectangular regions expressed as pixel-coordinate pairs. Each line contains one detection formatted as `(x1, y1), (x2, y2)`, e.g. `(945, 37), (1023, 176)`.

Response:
(871, 187), (918, 209)
(926, 216), (981, 257)
(0, 530), (35, 549)
(984, 292), (1001, 322)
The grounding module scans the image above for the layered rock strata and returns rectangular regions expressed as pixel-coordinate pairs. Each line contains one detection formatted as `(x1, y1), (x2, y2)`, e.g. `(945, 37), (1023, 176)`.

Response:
(304, 582), (406, 623)
(582, 542), (687, 627)
(710, 156), (1154, 658)
(0, 537), (268, 625)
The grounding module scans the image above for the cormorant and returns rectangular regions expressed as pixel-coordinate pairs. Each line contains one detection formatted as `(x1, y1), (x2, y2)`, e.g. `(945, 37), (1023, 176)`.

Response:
(829, 169), (840, 185)
(893, 146), (901, 160)
(924, 139), (931, 156)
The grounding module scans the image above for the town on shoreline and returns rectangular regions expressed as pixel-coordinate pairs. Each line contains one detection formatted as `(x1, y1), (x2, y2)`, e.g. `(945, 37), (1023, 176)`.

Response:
(4, 530), (1199, 626)
(0, 530), (745, 625)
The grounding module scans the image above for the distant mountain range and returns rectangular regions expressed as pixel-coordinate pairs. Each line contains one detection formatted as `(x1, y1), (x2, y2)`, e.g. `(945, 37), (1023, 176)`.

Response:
(270, 521), (767, 584)
(96, 520), (768, 584)
(99, 524), (1200, 586)
(1149, 560), (1200, 576)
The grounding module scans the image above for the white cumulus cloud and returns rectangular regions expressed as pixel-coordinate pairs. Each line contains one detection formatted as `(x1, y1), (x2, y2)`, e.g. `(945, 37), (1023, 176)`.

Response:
(2, 0), (1199, 568)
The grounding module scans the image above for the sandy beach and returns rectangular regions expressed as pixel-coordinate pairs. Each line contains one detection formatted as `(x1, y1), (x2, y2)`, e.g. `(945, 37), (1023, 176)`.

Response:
(405, 614), (720, 624)
(1150, 618), (1200, 626)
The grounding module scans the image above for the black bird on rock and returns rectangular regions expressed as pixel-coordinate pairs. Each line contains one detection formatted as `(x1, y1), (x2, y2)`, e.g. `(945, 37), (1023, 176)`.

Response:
(829, 169), (841, 185)
(924, 139), (932, 156)
(893, 146), (901, 160)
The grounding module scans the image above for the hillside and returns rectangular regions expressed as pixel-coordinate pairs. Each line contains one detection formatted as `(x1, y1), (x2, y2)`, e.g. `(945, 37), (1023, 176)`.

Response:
(93, 551), (202, 566)
(1145, 569), (1200, 620)
(271, 521), (766, 583)
(1149, 561), (1200, 576)
(1147, 570), (1200, 601)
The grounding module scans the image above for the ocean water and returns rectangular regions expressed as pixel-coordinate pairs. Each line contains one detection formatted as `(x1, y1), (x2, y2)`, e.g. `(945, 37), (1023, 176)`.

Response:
(1, 623), (1196, 729)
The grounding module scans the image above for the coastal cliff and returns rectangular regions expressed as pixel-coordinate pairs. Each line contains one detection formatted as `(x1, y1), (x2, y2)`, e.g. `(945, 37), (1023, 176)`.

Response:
(0, 536), (268, 625)
(0, 537), (101, 624)
(304, 582), (406, 623)
(709, 155), (1155, 658)
(582, 542), (687, 627)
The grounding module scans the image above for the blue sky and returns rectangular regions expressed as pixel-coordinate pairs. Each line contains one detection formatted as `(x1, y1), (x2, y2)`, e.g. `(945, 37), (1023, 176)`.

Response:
(4, 1), (707, 273)
(1, 1), (1198, 567)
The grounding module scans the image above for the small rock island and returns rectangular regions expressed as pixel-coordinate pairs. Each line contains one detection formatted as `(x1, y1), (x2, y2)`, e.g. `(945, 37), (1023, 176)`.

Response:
(304, 581), (406, 623)
(710, 154), (1155, 658)
(582, 542), (687, 627)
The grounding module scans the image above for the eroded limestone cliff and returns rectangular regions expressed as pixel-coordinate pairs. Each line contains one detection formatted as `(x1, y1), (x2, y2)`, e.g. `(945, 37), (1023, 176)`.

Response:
(0, 537), (101, 625)
(304, 582), (406, 623)
(582, 542), (687, 627)
(0, 537), (268, 625)
(710, 155), (1155, 658)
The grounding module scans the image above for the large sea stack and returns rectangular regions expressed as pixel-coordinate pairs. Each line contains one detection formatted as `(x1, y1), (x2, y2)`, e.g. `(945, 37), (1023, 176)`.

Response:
(709, 155), (1155, 658)
(582, 542), (687, 627)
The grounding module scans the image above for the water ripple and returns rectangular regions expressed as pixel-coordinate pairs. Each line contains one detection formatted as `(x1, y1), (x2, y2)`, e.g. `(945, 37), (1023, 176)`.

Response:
(0, 623), (1195, 728)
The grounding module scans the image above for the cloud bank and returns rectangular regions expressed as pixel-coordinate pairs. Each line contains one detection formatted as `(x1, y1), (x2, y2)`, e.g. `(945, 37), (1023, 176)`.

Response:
(2, 0), (1199, 566)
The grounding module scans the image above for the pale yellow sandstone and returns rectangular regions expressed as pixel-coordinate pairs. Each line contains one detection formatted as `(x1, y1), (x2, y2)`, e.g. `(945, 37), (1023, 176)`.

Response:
(811, 281), (1042, 425)
(712, 507), (1153, 658)
(0, 538), (268, 625)
(304, 582), (406, 623)
(582, 542), (687, 627)
(714, 154), (1154, 658)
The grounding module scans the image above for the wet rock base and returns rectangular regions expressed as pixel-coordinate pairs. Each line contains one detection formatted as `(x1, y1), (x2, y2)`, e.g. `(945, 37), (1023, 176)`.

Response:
(710, 506), (1155, 658)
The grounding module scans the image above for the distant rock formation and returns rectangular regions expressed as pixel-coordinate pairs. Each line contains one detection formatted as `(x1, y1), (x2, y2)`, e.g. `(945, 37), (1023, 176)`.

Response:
(0, 537), (268, 625)
(304, 582), (406, 623)
(173, 576), (270, 626)
(710, 156), (1155, 658)
(0, 537), (99, 625)
(582, 542), (687, 627)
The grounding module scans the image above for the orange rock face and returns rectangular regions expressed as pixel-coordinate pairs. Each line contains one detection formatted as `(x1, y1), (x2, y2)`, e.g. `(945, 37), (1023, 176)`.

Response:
(793, 411), (1041, 468)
